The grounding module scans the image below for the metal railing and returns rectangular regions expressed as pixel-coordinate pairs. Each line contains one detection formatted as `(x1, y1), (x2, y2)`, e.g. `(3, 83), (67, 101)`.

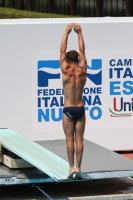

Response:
(0, 0), (133, 17)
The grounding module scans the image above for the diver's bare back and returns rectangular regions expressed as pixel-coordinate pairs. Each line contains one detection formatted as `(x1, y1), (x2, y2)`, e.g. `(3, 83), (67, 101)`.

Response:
(62, 63), (86, 107)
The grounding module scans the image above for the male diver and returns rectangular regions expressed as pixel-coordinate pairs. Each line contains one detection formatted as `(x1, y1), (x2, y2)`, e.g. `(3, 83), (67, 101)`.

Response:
(60, 23), (87, 178)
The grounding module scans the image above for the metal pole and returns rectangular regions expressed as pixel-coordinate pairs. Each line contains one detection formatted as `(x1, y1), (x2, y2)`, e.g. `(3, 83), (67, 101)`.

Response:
(69, 0), (75, 16)
(95, 0), (103, 17)
(125, 0), (130, 16)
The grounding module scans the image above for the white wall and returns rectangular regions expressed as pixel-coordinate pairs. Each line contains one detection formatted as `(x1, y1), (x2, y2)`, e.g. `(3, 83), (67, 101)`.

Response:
(0, 18), (133, 150)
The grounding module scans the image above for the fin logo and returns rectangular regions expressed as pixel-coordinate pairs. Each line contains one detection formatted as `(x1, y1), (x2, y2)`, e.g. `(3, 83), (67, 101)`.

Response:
(38, 60), (60, 87)
(86, 59), (102, 85)
(38, 59), (102, 87)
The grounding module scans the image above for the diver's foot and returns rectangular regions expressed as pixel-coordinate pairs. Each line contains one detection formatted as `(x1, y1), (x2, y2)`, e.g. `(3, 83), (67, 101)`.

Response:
(76, 169), (82, 179)
(67, 169), (76, 179)
(76, 167), (81, 173)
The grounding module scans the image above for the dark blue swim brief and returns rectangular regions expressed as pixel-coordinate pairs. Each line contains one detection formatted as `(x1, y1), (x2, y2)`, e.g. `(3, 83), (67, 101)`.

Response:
(63, 106), (85, 120)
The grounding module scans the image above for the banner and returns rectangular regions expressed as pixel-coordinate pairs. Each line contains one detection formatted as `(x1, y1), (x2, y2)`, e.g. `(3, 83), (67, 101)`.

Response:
(32, 49), (133, 134)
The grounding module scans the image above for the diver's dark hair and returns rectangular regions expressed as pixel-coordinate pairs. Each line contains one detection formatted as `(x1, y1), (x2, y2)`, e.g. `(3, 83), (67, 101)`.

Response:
(66, 50), (79, 63)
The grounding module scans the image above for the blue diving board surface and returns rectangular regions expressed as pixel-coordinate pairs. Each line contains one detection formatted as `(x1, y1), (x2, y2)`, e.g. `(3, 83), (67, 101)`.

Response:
(0, 129), (69, 181)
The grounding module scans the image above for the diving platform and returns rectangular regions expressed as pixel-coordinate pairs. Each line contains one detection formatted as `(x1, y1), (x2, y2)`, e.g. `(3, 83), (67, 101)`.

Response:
(0, 128), (133, 185)
(37, 139), (133, 180)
